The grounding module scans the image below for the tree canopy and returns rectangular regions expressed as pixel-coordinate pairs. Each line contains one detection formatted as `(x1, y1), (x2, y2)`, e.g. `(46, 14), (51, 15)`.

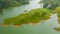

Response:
(39, 0), (60, 10)
(4, 8), (51, 26)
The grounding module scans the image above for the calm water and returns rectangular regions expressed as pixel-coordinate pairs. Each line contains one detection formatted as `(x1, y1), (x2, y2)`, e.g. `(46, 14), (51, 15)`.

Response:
(0, 0), (60, 34)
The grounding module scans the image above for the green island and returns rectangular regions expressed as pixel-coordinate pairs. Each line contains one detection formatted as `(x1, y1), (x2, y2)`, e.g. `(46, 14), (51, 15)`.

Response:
(4, 8), (51, 26)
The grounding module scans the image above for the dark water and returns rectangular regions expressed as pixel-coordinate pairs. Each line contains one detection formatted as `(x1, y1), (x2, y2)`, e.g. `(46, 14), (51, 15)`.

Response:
(0, 0), (60, 34)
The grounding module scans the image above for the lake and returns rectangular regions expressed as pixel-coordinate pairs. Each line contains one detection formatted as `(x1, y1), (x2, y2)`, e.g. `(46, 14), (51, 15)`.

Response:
(0, 0), (60, 34)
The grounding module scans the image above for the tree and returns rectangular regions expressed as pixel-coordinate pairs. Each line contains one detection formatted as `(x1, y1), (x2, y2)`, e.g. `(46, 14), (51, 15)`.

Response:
(39, 0), (60, 10)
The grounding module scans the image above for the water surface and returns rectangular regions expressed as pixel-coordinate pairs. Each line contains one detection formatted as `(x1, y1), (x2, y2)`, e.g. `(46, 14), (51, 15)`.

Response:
(0, 0), (60, 34)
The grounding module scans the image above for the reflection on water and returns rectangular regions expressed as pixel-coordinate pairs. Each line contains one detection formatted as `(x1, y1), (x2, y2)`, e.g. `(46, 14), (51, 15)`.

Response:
(0, 0), (60, 34)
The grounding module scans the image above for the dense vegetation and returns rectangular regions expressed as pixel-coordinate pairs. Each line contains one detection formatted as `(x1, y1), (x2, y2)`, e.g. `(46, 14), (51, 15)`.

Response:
(54, 27), (60, 31)
(39, 0), (60, 9)
(0, 0), (29, 13)
(39, 0), (60, 14)
(39, 0), (60, 25)
(4, 8), (51, 26)
(55, 7), (60, 24)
